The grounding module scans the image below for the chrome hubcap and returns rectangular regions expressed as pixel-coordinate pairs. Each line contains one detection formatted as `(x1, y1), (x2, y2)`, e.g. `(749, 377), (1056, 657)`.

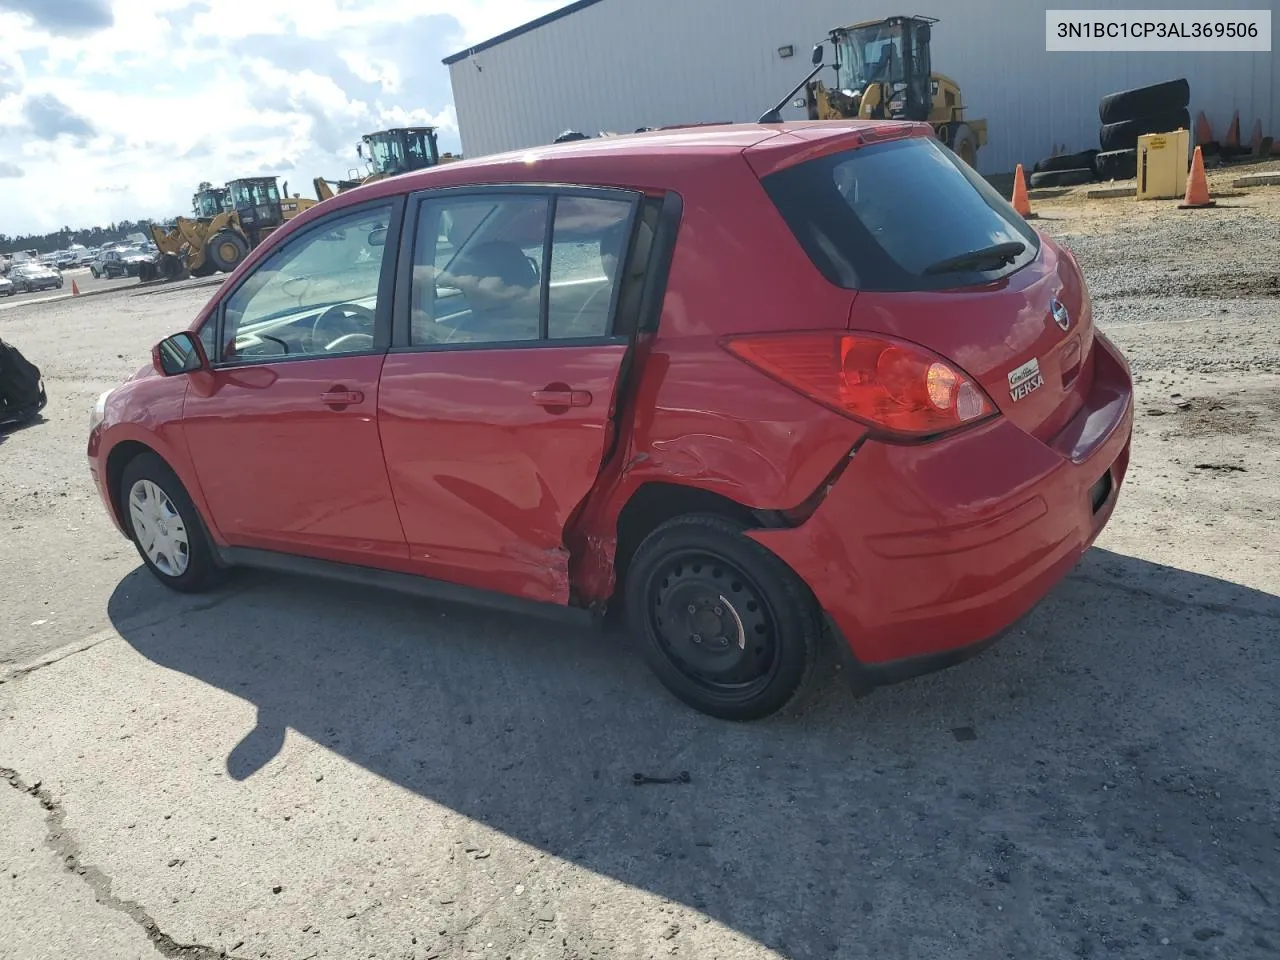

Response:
(128, 479), (189, 577)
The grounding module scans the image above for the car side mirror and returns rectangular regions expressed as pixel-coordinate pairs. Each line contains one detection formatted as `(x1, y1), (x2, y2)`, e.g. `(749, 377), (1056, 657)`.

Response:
(811, 43), (825, 65)
(152, 332), (209, 376)
(918, 22), (931, 44)
(368, 226), (388, 247)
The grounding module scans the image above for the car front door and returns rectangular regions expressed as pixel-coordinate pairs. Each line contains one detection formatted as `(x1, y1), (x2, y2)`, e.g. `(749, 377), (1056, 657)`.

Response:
(182, 197), (409, 566)
(377, 187), (651, 604)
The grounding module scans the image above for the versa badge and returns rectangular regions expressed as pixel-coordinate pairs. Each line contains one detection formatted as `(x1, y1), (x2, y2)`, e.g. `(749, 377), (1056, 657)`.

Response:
(1008, 357), (1044, 402)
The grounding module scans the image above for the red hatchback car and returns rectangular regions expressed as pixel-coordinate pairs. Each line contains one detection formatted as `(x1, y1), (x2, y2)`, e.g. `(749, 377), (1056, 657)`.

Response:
(89, 121), (1133, 720)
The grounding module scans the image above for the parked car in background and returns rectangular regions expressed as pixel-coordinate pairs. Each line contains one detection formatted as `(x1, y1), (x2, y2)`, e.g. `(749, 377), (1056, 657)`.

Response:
(88, 121), (1134, 721)
(92, 246), (152, 279)
(0, 275), (14, 297)
(10, 263), (63, 293)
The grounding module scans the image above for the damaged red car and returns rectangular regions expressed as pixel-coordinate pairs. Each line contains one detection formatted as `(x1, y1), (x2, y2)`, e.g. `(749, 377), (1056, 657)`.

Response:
(88, 121), (1133, 720)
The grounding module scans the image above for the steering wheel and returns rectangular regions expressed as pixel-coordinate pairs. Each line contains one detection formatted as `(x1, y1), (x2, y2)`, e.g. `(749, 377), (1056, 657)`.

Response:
(323, 332), (375, 352)
(311, 303), (375, 352)
(280, 274), (321, 302)
(566, 284), (610, 336)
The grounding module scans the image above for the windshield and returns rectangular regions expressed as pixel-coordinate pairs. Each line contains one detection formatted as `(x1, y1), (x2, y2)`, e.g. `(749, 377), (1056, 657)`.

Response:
(193, 192), (224, 217)
(835, 23), (903, 93)
(230, 181), (280, 208)
(366, 134), (404, 175)
(404, 130), (439, 168)
(833, 20), (931, 120)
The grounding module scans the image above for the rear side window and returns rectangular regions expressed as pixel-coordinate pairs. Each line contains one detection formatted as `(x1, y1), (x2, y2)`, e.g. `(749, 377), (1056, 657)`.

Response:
(761, 136), (1040, 292)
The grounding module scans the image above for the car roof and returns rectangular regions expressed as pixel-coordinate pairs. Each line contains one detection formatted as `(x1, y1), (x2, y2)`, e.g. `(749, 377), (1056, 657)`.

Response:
(256, 119), (929, 272)
(320, 120), (924, 203)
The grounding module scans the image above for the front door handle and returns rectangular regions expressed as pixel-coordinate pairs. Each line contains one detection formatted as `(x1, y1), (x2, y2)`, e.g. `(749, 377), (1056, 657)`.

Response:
(532, 388), (592, 408)
(321, 388), (364, 406)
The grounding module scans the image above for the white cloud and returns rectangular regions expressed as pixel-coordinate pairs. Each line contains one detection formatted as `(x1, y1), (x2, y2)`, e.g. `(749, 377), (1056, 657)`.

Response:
(0, 0), (565, 237)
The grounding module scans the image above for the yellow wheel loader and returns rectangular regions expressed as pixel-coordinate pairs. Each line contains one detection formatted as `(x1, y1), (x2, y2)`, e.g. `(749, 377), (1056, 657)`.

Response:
(313, 126), (461, 201)
(761, 15), (987, 168)
(140, 177), (290, 282)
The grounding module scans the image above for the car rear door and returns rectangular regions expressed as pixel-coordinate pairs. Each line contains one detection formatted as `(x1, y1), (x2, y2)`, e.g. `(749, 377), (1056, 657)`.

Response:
(181, 196), (410, 567)
(377, 185), (655, 604)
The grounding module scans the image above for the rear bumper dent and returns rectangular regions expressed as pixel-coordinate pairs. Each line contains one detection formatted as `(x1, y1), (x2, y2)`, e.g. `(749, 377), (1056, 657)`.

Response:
(749, 334), (1134, 674)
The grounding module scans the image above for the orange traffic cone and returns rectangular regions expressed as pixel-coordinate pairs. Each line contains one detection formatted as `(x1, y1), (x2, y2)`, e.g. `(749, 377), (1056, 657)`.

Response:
(1012, 163), (1036, 218)
(1194, 111), (1214, 145)
(71, 279), (80, 296)
(1178, 145), (1216, 209)
(1249, 119), (1263, 154)
(1225, 110), (1241, 149)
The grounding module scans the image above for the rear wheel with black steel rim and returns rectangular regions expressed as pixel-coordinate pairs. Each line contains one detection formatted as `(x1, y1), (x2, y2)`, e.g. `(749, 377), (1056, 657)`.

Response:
(624, 514), (823, 721)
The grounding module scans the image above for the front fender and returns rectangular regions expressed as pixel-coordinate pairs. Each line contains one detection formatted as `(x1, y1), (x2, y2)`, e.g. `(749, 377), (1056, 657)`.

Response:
(91, 376), (226, 548)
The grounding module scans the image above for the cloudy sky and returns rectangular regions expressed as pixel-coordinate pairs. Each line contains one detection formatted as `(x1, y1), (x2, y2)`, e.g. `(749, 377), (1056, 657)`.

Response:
(0, 0), (563, 237)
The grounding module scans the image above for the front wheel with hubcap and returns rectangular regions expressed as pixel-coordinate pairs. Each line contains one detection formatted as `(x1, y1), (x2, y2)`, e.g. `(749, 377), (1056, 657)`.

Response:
(120, 452), (222, 593)
(624, 514), (823, 721)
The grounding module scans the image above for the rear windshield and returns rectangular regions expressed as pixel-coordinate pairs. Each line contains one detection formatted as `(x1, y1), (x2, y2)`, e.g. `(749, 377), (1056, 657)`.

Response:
(761, 136), (1040, 292)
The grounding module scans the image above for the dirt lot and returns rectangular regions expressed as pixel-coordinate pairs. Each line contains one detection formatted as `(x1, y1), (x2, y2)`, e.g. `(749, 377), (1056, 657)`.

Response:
(1, 173), (1278, 960)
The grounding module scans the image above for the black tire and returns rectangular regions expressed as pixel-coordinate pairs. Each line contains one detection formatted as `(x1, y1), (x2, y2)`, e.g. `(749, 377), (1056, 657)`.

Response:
(158, 253), (188, 282)
(624, 514), (823, 721)
(1033, 149), (1099, 174)
(949, 122), (979, 168)
(206, 230), (249, 273)
(1099, 108), (1191, 151)
(1029, 167), (1095, 188)
(1095, 148), (1138, 181)
(1098, 78), (1189, 125)
(119, 452), (223, 594)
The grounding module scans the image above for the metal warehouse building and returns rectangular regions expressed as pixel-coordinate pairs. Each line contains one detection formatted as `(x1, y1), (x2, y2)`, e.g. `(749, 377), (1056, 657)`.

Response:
(444, 0), (1276, 174)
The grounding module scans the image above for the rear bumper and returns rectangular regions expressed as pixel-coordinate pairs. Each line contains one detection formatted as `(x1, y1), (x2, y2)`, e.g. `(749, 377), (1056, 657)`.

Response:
(750, 333), (1134, 675)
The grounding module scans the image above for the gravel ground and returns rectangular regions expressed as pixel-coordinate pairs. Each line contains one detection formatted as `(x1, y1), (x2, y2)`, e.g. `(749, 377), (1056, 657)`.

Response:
(0, 179), (1277, 960)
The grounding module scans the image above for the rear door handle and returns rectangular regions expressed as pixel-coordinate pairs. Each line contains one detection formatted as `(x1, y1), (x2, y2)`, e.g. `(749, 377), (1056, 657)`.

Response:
(321, 388), (364, 406)
(531, 389), (592, 408)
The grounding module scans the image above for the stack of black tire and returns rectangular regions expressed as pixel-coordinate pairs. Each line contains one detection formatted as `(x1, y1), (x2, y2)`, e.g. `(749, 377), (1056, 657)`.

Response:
(1095, 78), (1190, 181)
(1029, 78), (1191, 187)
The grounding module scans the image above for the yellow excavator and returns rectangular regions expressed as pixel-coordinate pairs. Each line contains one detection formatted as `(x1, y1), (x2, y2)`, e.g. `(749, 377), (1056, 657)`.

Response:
(313, 126), (460, 201)
(141, 177), (300, 282)
(760, 15), (987, 167)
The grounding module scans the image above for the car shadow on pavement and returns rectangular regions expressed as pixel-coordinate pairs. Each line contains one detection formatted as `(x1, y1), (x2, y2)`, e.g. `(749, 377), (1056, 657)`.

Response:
(107, 547), (1280, 959)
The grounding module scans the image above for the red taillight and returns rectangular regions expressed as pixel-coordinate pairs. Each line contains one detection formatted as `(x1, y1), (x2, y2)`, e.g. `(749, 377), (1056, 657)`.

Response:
(723, 332), (997, 438)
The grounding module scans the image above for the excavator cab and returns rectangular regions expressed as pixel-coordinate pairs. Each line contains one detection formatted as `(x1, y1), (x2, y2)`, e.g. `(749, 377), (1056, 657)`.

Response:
(358, 127), (441, 178)
(764, 14), (984, 168)
(191, 185), (229, 219)
(820, 16), (935, 121)
(227, 177), (284, 245)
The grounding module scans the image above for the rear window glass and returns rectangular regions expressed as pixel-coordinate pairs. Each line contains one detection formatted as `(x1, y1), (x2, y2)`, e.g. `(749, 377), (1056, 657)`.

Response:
(761, 136), (1040, 292)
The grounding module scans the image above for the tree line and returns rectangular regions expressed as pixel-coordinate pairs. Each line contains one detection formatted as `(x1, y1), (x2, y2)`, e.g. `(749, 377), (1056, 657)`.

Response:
(0, 220), (154, 256)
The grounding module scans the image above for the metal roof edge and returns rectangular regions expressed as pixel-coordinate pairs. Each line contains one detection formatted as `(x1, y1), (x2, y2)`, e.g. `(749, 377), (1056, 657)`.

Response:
(442, 0), (609, 66)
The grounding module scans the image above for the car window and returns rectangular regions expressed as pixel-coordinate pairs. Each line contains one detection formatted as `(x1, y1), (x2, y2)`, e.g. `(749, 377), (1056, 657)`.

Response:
(411, 195), (548, 345)
(217, 203), (392, 364)
(547, 197), (632, 340)
(761, 136), (1040, 292)
(410, 192), (635, 346)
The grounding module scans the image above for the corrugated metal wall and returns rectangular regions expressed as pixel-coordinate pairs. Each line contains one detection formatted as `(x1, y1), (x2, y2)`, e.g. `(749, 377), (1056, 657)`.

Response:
(447, 0), (1277, 174)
